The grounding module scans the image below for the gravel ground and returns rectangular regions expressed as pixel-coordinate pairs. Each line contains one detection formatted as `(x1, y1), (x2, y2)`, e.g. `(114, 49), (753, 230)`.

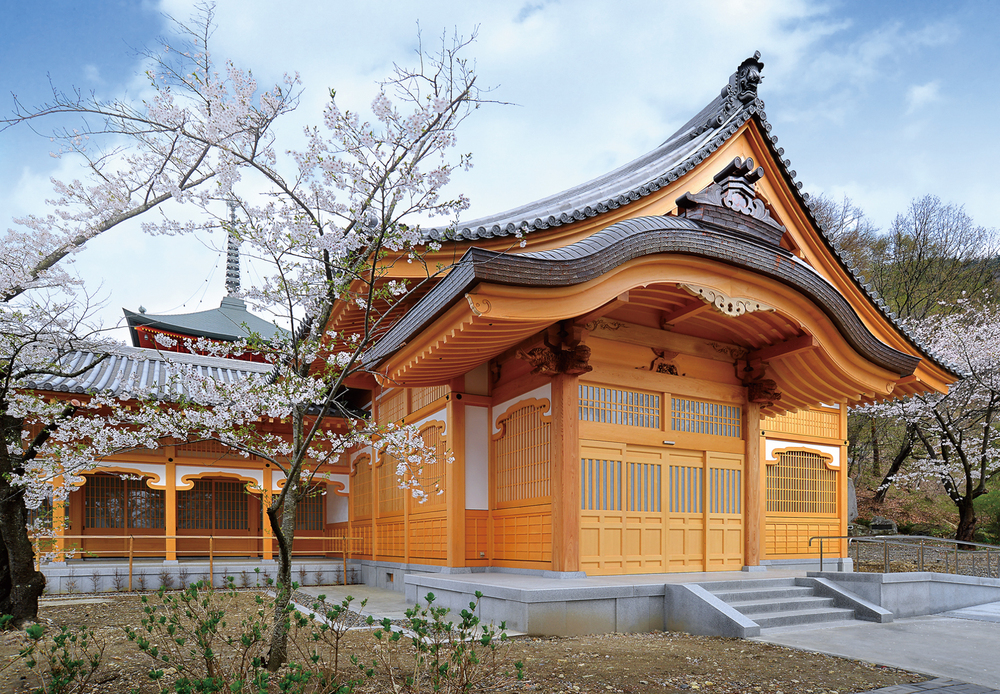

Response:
(0, 592), (926, 693)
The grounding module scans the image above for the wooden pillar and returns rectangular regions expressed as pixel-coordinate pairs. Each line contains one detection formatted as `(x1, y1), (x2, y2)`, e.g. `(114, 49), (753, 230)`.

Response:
(262, 466), (273, 561)
(744, 402), (764, 567)
(838, 404), (849, 557)
(164, 449), (177, 561)
(52, 476), (66, 562)
(550, 373), (581, 573)
(446, 383), (467, 568)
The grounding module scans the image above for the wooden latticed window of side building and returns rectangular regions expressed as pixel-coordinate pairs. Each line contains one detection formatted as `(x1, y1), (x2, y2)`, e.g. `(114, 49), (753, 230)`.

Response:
(294, 488), (325, 531)
(378, 455), (404, 515)
(379, 390), (407, 424)
(411, 385), (448, 412)
(494, 400), (551, 507)
(352, 455), (372, 520)
(766, 450), (837, 515)
(85, 474), (165, 529)
(579, 385), (660, 428)
(178, 479), (249, 530)
(671, 398), (741, 438)
(415, 424), (447, 508)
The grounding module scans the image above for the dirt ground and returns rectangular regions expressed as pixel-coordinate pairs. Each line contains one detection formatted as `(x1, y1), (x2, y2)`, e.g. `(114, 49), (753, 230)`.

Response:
(0, 592), (926, 693)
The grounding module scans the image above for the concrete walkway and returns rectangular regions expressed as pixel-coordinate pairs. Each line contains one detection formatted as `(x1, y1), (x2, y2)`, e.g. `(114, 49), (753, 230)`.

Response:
(295, 584), (411, 621)
(757, 603), (1000, 690)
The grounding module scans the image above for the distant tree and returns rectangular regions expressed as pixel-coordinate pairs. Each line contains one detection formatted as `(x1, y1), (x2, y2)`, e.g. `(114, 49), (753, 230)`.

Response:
(873, 196), (997, 320)
(866, 304), (1000, 542)
(810, 194), (881, 284)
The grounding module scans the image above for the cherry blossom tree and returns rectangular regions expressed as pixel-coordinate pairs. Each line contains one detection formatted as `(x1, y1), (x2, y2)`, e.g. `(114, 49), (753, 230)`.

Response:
(0, 6), (301, 626)
(861, 303), (1000, 542)
(7, 5), (486, 670)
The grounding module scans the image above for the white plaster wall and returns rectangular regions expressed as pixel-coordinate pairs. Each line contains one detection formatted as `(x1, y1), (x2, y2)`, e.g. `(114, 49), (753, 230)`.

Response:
(327, 489), (349, 523)
(90, 462), (167, 488)
(492, 383), (551, 434)
(765, 439), (841, 467)
(465, 405), (489, 510)
(174, 465), (264, 490)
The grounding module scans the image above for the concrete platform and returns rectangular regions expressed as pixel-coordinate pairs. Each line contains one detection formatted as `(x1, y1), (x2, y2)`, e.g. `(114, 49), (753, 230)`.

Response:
(404, 569), (809, 636)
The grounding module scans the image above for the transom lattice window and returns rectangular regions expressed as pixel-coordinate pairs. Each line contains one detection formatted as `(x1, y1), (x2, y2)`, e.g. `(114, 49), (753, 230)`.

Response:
(671, 398), (741, 437)
(378, 455), (404, 515)
(352, 455), (372, 519)
(494, 402), (551, 506)
(668, 465), (703, 514)
(85, 474), (164, 530)
(627, 462), (662, 513)
(379, 390), (407, 424)
(709, 468), (742, 515)
(581, 458), (620, 511)
(411, 385), (448, 412)
(579, 386), (660, 428)
(415, 424), (447, 509)
(178, 479), (249, 530)
(767, 450), (837, 514)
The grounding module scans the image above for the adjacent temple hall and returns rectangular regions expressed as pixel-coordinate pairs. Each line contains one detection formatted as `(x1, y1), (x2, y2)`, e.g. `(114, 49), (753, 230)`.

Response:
(30, 53), (957, 587)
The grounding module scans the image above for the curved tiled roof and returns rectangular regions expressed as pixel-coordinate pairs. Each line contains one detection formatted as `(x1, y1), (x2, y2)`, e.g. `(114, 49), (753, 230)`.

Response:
(417, 52), (959, 380)
(21, 345), (275, 399)
(366, 215), (921, 378)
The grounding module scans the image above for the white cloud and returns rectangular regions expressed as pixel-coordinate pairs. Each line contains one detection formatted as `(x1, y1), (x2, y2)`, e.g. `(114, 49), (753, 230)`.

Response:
(906, 81), (941, 113)
(82, 64), (103, 84)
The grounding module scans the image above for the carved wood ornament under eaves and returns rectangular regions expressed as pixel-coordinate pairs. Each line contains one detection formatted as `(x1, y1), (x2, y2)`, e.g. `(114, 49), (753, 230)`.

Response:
(516, 321), (593, 377)
(678, 284), (775, 318)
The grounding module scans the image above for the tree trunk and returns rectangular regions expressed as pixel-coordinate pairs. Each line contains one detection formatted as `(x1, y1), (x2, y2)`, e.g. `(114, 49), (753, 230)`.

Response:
(874, 426), (913, 505)
(0, 489), (46, 626)
(956, 496), (978, 546)
(265, 486), (297, 672)
(870, 416), (881, 477)
(0, 415), (45, 626)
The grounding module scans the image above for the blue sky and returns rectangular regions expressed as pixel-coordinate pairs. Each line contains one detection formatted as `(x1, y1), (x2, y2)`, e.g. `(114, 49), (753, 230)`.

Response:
(2, 0), (999, 338)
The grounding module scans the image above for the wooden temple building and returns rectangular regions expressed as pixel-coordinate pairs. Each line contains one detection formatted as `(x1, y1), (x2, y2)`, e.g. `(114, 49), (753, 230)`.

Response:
(31, 53), (956, 587)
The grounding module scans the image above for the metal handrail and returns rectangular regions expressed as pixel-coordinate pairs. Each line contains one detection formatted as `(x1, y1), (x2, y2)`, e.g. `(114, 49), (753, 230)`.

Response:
(32, 533), (361, 591)
(810, 534), (1000, 576)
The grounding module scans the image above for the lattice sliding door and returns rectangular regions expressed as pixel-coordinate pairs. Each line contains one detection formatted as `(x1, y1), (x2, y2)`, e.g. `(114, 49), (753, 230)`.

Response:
(706, 452), (744, 570)
(665, 450), (705, 570)
(623, 445), (667, 571)
(579, 440), (625, 573)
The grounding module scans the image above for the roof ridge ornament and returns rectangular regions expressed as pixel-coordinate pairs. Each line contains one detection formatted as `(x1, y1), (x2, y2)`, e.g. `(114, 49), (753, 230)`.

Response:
(675, 156), (786, 244)
(692, 51), (764, 139)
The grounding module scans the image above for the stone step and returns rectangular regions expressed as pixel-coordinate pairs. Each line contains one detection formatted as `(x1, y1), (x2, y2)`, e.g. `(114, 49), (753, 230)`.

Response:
(697, 578), (798, 592)
(728, 595), (836, 615)
(745, 606), (855, 629)
(708, 585), (815, 603)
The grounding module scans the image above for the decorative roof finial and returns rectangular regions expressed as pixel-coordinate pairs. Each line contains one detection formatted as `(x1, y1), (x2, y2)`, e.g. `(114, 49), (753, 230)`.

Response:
(692, 51), (765, 138)
(225, 200), (241, 296)
(730, 51), (764, 104)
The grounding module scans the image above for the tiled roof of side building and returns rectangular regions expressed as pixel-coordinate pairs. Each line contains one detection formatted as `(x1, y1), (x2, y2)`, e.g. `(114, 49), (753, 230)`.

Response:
(21, 345), (275, 399)
(124, 296), (290, 346)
